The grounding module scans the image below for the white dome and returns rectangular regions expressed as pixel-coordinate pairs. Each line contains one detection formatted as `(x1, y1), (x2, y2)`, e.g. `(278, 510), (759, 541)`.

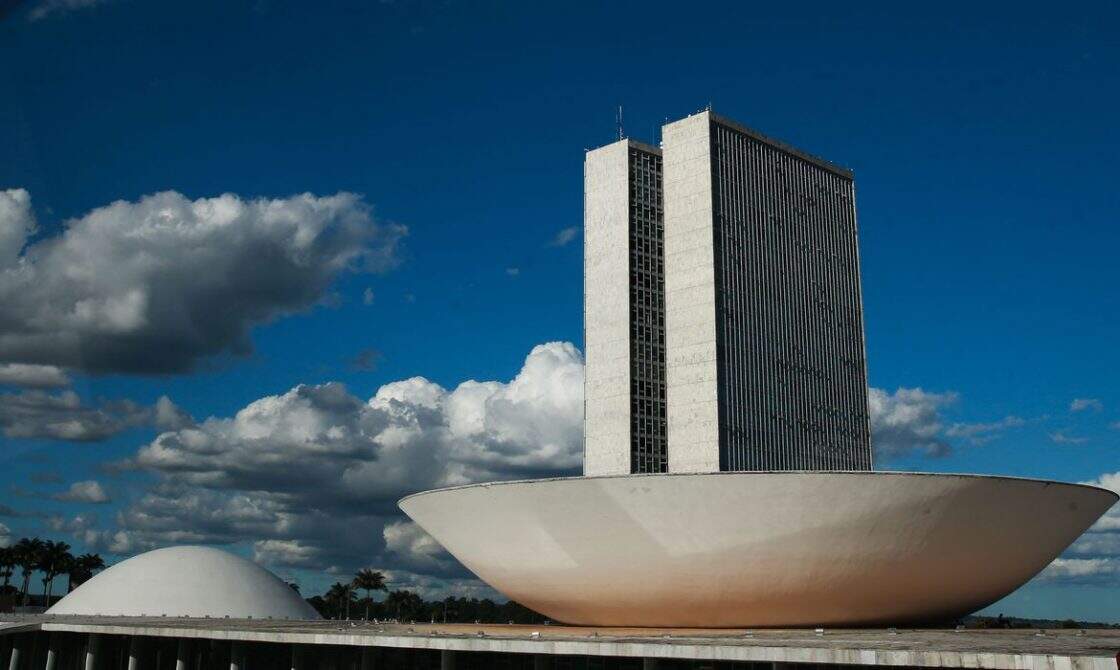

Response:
(47, 545), (321, 619)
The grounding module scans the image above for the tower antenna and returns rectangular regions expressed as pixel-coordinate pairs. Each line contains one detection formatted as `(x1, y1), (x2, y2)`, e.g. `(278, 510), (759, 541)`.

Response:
(617, 105), (624, 141)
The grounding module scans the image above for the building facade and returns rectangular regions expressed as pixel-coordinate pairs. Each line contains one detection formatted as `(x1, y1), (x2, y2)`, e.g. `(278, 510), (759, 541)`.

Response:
(662, 111), (872, 472)
(583, 139), (667, 476)
(585, 111), (873, 475)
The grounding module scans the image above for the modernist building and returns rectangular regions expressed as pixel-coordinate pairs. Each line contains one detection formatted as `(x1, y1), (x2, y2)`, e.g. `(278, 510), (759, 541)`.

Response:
(585, 111), (872, 475)
(583, 139), (668, 475)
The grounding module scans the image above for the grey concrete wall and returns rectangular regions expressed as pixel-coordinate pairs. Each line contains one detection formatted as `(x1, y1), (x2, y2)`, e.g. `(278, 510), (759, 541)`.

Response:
(583, 140), (632, 476)
(662, 112), (721, 473)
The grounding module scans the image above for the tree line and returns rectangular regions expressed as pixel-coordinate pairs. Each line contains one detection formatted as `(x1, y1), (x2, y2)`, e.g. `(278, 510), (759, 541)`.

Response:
(303, 568), (545, 624)
(0, 536), (106, 608)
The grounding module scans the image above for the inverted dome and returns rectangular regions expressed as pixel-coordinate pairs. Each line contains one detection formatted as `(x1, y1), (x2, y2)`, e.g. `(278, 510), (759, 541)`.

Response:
(47, 545), (320, 619)
(401, 471), (1117, 627)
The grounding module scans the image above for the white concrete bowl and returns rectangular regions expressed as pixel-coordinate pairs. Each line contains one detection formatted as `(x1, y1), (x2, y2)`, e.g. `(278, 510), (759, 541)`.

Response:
(400, 472), (1116, 627)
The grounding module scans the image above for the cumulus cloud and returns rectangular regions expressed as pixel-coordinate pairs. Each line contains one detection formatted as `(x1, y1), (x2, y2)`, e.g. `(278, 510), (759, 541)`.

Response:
(85, 342), (583, 576)
(550, 226), (579, 247)
(868, 387), (957, 459)
(0, 364), (70, 389)
(0, 389), (190, 442)
(1070, 398), (1103, 413)
(53, 480), (110, 504)
(0, 190), (404, 374)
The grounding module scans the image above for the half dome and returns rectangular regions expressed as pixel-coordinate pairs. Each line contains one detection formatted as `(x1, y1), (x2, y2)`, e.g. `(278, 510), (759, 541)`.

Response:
(47, 545), (321, 619)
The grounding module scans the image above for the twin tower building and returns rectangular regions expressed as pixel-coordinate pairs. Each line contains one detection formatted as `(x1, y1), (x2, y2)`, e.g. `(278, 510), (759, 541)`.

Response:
(583, 110), (873, 476)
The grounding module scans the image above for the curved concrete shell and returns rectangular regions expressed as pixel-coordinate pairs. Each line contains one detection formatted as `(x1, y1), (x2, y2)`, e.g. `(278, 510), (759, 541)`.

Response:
(47, 545), (321, 619)
(400, 472), (1116, 627)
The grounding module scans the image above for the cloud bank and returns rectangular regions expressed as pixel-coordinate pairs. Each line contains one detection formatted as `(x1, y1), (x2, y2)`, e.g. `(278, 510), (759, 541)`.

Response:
(85, 342), (584, 576)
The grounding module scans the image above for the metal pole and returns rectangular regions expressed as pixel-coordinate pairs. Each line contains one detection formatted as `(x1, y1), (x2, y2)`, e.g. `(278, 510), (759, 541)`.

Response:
(438, 650), (454, 670)
(173, 641), (187, 670)
(83, 636), (98, 670)
(126, 638), (139, 670)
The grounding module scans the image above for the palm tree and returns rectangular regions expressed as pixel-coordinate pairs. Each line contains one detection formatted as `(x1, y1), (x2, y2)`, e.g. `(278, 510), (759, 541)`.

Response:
(325, 582), (355, 620)
(14, 537), (44, 606)
(67, 554), (105, 592)
(37, 541), (73, 607)
(351, 568), (387, 620)
(0, 546), (16, 592)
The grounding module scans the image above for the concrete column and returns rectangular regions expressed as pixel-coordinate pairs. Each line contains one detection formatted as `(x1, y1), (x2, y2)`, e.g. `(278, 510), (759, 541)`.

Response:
(532, 654), (551, 670)
(126, 638), (139, 670)
(228, 643), (242, 670)
(642, 659), (659, 670)
(288, 646), (300, 670)
(358, 649), (373, 670)
(174, 641), (188, 670)
(83, 636), (98, 670)
(438, 650), (454, 670)
(8, 637), (21, 670)
(44, 637), (59, 670)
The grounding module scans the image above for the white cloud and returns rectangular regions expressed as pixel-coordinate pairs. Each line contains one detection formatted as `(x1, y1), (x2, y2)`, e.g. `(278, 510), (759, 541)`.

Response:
(363, 287), (375, 306)
(88, 342), (583, 577)
(505, 267), (520, 277)
(1049, 430), (1089, 445)
(0, 389), (190, 442)
(0, 189), (35, 269)
(0, 522), (11, 548)
(1039, 558), (1120, 585)
(1070, 398), (1103, 413)
(868, 387), (957, 459)
(0, 189), (404, 374)
(945, 415), (1025, 445)
(53, 480), (110, 504)
(0, 364), (70, 389)
(550, 226), (579, 247)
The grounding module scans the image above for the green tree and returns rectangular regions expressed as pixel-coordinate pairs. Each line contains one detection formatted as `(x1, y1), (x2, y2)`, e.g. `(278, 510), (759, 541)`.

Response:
(384, 589), (424, 622)
(351, 568), (387, 620)
(37, 540), (73, 607)
(0, 546), (16, 592)
(325, 582), (355, 620)
(66, 554), (105, 592)
(14, 537), (45, 606)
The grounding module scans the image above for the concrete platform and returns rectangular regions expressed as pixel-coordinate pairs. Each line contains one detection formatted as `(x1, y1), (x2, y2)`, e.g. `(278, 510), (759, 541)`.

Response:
(2, 616), (1119, 669)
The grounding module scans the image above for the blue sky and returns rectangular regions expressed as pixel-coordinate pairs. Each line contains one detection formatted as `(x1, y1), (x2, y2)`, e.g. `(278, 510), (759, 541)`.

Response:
(1, 0), (1117, 620)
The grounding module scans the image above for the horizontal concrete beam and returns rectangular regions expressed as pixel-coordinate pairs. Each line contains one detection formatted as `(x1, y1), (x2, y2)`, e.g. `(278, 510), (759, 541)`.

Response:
(0, 619), (1114, 670)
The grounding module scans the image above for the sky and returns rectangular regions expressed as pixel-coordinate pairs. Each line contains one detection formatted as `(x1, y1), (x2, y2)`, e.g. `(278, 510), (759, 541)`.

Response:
(0, 0), (1117, 621)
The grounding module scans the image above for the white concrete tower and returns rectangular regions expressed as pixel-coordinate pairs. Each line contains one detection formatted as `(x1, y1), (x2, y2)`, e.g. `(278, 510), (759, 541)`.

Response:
(583, 139), (666, 476)
(661, 111), (872, 473)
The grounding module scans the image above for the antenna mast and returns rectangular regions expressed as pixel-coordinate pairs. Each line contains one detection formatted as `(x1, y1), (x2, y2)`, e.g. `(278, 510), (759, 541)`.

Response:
(617, 105), (624, 141)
